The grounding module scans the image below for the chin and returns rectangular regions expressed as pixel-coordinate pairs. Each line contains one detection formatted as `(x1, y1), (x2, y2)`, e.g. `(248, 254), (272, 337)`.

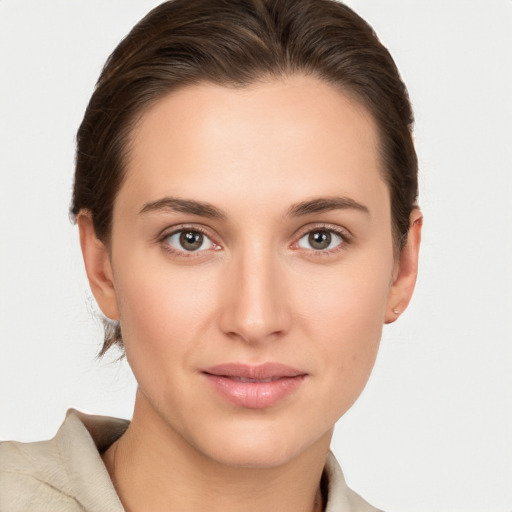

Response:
(194, 420), (331, 469)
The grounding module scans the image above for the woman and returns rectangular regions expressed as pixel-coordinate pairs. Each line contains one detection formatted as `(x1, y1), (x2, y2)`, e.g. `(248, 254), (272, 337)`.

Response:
(0, 0), (422, 510)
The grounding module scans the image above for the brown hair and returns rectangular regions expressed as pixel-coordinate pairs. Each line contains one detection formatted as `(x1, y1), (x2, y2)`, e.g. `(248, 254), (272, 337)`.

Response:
(71, 0), (418, 354)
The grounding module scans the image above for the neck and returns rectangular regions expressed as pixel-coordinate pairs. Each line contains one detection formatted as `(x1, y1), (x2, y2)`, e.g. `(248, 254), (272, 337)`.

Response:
(102, 390), (331, 512)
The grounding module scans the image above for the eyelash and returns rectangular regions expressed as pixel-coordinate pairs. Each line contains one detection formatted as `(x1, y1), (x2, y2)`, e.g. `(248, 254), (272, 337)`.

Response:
(158, 225), (220, 257)
(157, 224), (352, 258)
(292, 224), (352, 255)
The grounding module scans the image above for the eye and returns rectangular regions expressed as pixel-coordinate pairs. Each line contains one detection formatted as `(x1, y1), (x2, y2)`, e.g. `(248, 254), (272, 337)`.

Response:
(165, 229), (214, 252)
(297, 229), (344, 251)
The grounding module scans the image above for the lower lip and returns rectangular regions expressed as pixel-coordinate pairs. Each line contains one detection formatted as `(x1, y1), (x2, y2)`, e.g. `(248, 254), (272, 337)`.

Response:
(204, 374), (306, 409)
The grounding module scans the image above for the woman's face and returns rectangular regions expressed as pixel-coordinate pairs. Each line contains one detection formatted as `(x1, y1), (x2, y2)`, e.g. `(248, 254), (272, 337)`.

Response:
(91, 75), (410, 467)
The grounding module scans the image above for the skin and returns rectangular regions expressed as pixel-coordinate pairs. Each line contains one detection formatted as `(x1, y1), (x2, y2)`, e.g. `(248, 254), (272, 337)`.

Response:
(79, 75), (422, 512)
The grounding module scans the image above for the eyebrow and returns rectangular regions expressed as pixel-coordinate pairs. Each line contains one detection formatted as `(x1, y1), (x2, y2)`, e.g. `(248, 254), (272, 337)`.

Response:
(139, 195), (369, 220)
(287, 196), (370, 217)
(139, 197), (226, 220)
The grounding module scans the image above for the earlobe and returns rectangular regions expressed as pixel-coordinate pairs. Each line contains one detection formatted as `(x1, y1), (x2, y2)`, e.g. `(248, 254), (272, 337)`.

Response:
(77, 211), (119, 321)
(385, 208), (423, 324)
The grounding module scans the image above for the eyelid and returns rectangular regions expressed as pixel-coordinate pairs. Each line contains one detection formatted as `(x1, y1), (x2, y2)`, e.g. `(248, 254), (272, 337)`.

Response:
(290, 223), (353, 252)
(294, 222), (352, 239)
(157, 224), (222, 255)
(156, 222), (217, 240)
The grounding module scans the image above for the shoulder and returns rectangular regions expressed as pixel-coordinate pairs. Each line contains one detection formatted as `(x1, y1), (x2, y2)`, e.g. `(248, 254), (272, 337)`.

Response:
(324, 452), (385, 512)
(0, 410), (128, 512)
(0, 413), (82, 511)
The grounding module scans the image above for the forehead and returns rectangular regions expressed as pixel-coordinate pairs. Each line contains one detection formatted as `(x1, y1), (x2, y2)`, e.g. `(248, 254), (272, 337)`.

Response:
(118, 75), (388, 217)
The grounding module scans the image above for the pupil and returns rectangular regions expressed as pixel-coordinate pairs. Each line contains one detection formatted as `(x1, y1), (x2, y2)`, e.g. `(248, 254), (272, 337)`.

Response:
(180, 231), (203, 251)
(309, 231), (331, 250)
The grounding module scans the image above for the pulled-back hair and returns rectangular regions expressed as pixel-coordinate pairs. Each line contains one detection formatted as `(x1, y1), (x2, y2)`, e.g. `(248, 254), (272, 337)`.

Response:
(71, 0), (418, 354)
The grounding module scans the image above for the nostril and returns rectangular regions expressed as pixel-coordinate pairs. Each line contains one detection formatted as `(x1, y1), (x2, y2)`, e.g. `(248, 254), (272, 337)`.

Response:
(222, 325), (288, 345)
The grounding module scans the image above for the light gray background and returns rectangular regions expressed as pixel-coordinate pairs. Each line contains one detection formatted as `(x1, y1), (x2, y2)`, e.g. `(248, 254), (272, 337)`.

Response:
(1, 1), (511, 511)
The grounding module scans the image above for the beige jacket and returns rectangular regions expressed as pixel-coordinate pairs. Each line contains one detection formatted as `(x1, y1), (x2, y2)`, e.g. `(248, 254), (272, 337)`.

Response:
(0, 410), (382, 511)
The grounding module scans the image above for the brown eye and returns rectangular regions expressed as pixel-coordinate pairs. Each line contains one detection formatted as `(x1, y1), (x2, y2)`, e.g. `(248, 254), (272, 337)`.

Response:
(297, 229), (344, 251)
(180, 231), (204, 251)
(165, 230), (213, 252)
(308, 231), (331, 250)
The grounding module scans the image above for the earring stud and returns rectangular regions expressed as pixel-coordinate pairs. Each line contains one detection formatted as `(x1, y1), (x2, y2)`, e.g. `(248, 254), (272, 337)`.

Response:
(392, 308), (399, 314)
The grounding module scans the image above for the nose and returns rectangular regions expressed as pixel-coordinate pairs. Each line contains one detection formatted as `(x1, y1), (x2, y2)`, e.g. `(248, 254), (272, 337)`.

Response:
(218, 247), (291, 344)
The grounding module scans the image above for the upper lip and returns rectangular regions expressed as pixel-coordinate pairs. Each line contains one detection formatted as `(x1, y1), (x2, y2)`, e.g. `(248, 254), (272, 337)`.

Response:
(203, 363), (306, 380)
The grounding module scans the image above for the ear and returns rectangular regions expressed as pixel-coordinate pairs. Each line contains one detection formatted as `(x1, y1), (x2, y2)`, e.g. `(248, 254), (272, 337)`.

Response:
(385, 208), (423, 324)
(77, 211), (119, 321)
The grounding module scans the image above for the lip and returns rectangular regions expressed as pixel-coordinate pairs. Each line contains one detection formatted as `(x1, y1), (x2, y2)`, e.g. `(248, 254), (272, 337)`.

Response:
(202, 363), (307, 409)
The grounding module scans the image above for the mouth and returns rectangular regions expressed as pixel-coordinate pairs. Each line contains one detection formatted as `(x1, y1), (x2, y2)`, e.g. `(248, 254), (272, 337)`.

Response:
(218, 376), (285, 383)
(202, 363), (307, 409)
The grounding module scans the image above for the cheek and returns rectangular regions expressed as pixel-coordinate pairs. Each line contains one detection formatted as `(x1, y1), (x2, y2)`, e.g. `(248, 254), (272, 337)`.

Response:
(295, 254), (392, 339)
(293, 256), (392, 406)
(112, 257), (218, 370)
(310, 280), (386, 372)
